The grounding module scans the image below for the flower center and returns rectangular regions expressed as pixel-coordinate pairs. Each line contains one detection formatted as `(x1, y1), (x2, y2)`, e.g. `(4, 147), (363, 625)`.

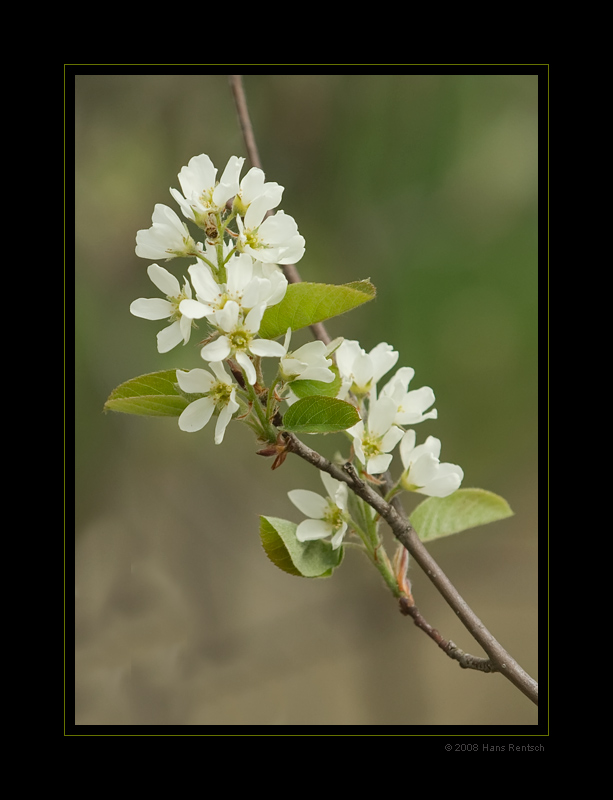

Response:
(211, 380), (233, 407)
(169, 286), (191, 321)
(198, 187), (215, 208)
(362, 433), (382, 459)
(244, 227), (271, 252)
(323, 502), (344, 530)
(228, 328), (253, 351)
(216, 291), (230, 309)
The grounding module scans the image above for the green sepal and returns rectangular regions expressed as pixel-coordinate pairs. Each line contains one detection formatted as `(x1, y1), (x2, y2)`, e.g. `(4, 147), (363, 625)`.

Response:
(259, 280), (376, 341)
(104, 369), (189, 417)
(281, 395), (360, 434)
(410, 488), (514, 543)
(259, 516), (343, 578)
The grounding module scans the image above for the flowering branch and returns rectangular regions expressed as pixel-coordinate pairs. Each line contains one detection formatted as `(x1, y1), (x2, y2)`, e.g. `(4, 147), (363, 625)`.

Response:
(229, 74), (538, 707)
(283, 432), (537, 704)
(105, 75), (538, 725)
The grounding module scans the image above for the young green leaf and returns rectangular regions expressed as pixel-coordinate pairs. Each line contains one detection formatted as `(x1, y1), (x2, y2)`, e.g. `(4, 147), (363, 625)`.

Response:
(410, 488), (514, 543)
(259, 516), (343, 578)
(282, 395), (360, 434)
(289, 366), (343, 399)
(104, 370), (189, 417)
(259, 280), (376, 341)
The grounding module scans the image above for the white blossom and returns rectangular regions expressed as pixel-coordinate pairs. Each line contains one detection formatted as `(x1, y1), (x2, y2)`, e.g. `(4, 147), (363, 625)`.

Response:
(379, 366), (438, 425)
(251, 261), (289, 307)
(176, 363), (239, 443)
(280, 329), (336, 384)
(336, 339), (399, 397)
(347, 395), (404, 474)
(129, 264), (194, 353)
(170, 154), (245, 226)
(399, 432), (463, 497)
(135, 204), (198, 261)
(179, 253), (287, 322)
(288, 472), (349, 550)
(236, 206), (305, 265)
(233, 167), (283, 218)
(199, 300), (285, 385)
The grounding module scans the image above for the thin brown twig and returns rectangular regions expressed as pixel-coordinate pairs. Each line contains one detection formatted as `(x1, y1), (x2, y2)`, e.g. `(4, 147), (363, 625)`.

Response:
(228, 76), (331, 344)
(229, 75), (262, 170)
(229, 74), (538, 707)
(398, 598), (497, 673)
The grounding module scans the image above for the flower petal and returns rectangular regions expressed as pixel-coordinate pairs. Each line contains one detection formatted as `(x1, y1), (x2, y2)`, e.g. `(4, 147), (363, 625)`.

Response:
(295, 519), (334, 542)
(244, 196), (269, 229)
(215, 300), (240, 333)
(380, 425), (404, 454)
(396, 386), (437, 424)
(209, 361), (233, 384)
(249, 338), (286, 358)
(241, 276), (270, 309)
(276, 235), (305, 265)
(188, 262), (220, 301)
(179, 313), (193, 345)
(156, 321), (183, 353)
(336, 340), (364, 381)
(226, 253), (253, 295)
(296, 367), (335, 383)
(179, 299), (212, 320)
(244, 303), (266, 334)
(409, 453), (441, 487)
(235, 350), (256, 385)
(330, 522), (348, 550)
(200, 336), (231, 362)
(176, 368), (215, 394)
(366, 453), (393, 474)
(368, 396), (398, 436)
(147, 263), (181, 296)
(214, 156), (244, 202)
(352, 434), (366, 466)
(399, 429), (416, 468)
(419, 466), (464, 497)
(177, 154), (216, 200)
(240, 167), (265, 204)
(130, 298), (173, 320)
(334, 483), (349, 512)
(369, 342), (399, 384)
(352, 353), (374, 390)
(288, 489), (328, 519)
(382, 366), (415, 396)
(259, 210), (299, 243)
(178, 396), (215, 432)
(214, 402), (235, 444)
(320, 471), (343, 503)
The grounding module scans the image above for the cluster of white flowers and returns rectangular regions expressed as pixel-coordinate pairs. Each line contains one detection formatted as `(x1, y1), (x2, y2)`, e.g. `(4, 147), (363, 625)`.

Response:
(289, 338), (463, 549)
(130, 153), (317, 444)
(129, 153), (462, 549)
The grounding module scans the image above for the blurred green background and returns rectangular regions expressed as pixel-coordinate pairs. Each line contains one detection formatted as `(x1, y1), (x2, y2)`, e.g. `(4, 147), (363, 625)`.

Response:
(74, 73), (539, 726)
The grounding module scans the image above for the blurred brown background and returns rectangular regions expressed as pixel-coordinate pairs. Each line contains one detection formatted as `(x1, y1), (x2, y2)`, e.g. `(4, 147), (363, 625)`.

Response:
(74, 72), (539, 726)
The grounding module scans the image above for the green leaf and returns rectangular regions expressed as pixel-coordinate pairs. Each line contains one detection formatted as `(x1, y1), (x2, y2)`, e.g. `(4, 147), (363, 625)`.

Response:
(259, 516), (343, 578)
(282, 395), (360, 434)
(289, 366), (343, 399)
(259, 280), (376, 341)
(410, 488), (514, 543)
(104, 370), (189, 417)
